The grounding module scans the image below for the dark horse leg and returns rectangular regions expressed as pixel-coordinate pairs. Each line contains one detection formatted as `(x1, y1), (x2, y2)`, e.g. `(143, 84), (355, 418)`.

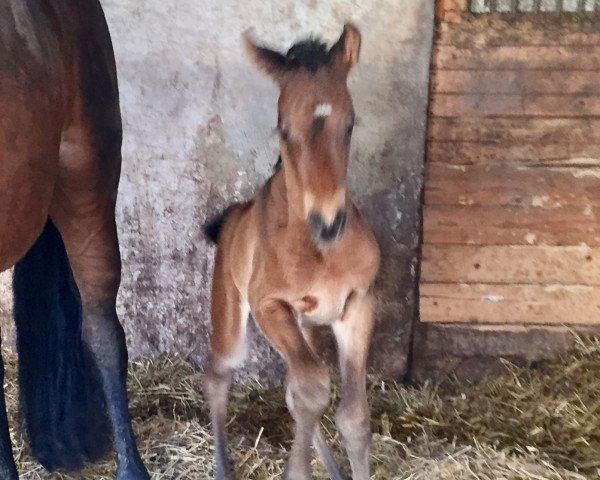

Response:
(48, 28), (149, 474)
(49, 113), (148, 478)
(50, 175), (149, 479)
(0, 351), (17, 479)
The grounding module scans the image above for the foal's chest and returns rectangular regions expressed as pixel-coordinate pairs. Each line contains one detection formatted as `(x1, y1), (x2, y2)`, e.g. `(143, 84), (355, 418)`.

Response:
(279, 220), (378, 326)
(292, 266), (356, 326)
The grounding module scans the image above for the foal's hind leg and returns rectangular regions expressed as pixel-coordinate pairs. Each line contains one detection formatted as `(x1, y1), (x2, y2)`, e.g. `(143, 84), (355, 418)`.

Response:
(205, 256), (249, 480)
(254, 301), (331, 480)
(332, 295), (375, 480)
(50, 130), (148, 479)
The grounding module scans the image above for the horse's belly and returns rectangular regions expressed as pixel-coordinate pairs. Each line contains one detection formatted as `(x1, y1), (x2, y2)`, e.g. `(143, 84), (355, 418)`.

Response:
(0, 89), (61, 271)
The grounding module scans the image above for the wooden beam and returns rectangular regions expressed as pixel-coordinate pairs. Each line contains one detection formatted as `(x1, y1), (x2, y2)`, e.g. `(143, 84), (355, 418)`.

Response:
(428, 117), (600, 143)
(420, 283), (600, 325)
(435, 45), (600, 71)
(420, 244), (600, 284)
(430, 93), (600, 117)
(431, 70), (600, 95)
(436, 15), (600, 47)
(422, 204), (600, 246)
(427, 140), (600, 164)
(424, 163), (600, 207)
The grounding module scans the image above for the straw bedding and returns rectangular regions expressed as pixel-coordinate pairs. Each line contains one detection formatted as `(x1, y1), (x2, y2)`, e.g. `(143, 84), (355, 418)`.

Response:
(8, 336), (600, 479)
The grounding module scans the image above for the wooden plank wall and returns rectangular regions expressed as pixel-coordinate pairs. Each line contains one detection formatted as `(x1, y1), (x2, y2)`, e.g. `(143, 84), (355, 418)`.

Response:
(420, 8), (600, 325)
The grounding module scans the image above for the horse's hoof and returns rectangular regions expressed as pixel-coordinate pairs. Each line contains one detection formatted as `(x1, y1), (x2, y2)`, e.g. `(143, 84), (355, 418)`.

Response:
(215, 472), (235, 480)
(116, 461), (151, 480)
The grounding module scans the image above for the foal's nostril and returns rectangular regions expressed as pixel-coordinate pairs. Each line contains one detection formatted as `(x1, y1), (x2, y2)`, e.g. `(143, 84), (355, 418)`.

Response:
(308, 210), (347, 244)
(330, 210), (347, 241)
(308, 213), (325, 241)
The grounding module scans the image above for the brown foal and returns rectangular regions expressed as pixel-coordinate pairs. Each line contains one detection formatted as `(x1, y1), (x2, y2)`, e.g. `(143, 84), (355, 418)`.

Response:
(203, 25), (380, 480)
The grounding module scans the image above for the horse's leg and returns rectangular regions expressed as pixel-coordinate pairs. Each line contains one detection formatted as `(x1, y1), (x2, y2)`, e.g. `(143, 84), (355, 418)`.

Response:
(254, 301), (331, 480)
(204, 256), (248, 480)
(50, 127), (148, 479)
(300, 325), (345, 480)
(51, 209), (148, 479)
(51, 209), (149, 480)
(332, 295), (375, 480)
(0, 351), (17, 479)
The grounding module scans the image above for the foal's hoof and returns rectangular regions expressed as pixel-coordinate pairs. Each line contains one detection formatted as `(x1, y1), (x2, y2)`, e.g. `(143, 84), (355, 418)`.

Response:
(215, 471), (235, 480)
(116, 461), (151, 480)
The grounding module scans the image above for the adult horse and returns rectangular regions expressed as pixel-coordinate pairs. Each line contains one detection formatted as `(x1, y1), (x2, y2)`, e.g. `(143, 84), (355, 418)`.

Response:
(0, 1), (148, 478)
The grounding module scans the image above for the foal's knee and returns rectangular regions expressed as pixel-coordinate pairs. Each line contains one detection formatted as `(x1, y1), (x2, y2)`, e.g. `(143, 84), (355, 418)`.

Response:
(203, 363), (232, 405)
(286, 364), (331, 420)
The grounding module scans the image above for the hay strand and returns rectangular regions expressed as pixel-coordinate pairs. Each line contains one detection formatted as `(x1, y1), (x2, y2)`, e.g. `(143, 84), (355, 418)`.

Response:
(6, 337), (600, 479)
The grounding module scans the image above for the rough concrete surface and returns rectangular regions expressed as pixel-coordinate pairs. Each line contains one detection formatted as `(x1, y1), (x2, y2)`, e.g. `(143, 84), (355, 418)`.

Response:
(0, 1), (434, 382)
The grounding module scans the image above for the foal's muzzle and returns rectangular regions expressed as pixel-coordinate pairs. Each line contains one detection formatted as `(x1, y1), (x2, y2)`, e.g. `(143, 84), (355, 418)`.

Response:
(308, 209), (347, 245)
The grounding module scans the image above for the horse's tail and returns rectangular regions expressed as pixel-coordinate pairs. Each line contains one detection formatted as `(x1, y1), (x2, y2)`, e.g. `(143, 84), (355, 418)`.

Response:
(12, 219), (111, 471)
(203, 205), (237, 244)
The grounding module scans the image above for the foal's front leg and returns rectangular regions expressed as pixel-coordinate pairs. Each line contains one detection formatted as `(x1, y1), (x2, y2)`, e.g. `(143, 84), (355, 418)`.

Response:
(254, 300), (331, 480)
(301, 325), (346, 480)
(332, 295), (375, 480)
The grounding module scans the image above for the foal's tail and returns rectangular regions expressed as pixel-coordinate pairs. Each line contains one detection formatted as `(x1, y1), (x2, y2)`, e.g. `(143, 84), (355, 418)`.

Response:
(203, 205), (236, 244)
(12, 219), (111, 471)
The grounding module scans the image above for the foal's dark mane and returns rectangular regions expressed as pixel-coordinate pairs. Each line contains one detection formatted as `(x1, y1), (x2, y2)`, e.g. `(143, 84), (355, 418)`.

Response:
(286, 38), (332, 73)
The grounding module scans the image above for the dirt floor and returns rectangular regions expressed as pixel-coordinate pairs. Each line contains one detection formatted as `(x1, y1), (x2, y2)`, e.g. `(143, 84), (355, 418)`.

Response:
(8, 336), (600, 479)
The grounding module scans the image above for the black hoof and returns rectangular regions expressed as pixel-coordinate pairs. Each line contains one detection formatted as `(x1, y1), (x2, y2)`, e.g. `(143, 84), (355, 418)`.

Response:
(116, 460), (151, 480)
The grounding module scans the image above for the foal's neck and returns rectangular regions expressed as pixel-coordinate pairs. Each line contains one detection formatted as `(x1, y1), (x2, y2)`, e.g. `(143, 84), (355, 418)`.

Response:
(266, 164), (307, 227)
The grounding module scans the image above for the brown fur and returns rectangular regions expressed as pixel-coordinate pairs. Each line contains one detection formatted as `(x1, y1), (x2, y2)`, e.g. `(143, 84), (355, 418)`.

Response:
(204, 24), (380, 480)
(0, 1), (148, 478)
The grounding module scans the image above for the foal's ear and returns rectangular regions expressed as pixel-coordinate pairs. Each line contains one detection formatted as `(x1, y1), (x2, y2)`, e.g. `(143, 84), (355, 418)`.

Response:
(330, 23), (361, 74)
(243, 30), (288, 83)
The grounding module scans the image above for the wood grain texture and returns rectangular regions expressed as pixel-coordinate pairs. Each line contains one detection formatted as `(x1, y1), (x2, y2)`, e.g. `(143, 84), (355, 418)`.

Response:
(421, 244), (600, 284)
(420, 283), (600, 325)
(422, 205), (600, 246)
(437, 15), (600, 47)
(431, 70), (600, 95)
(430, 93), (600, 117)
(424, 163), (600, 207)
(427, 140), (600, 164)
(421, 11), (600, 327)
(428, 117), (600, 143)
(435, 45), (600, 71)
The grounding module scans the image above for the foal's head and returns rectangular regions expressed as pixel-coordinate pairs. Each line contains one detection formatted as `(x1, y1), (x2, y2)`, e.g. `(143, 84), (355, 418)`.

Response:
(245, 25), (361, 245)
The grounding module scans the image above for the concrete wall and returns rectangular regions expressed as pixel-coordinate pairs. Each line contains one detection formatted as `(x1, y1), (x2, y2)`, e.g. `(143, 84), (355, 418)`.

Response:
(0, 0), (433, 381)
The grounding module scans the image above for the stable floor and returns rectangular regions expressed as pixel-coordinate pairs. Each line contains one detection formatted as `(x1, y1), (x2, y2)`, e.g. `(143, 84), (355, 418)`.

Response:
(6, 338), (600, 479)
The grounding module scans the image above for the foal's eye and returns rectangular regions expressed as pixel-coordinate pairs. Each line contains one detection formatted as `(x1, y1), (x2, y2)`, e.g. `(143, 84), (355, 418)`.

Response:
(280, 128), (290, 141)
